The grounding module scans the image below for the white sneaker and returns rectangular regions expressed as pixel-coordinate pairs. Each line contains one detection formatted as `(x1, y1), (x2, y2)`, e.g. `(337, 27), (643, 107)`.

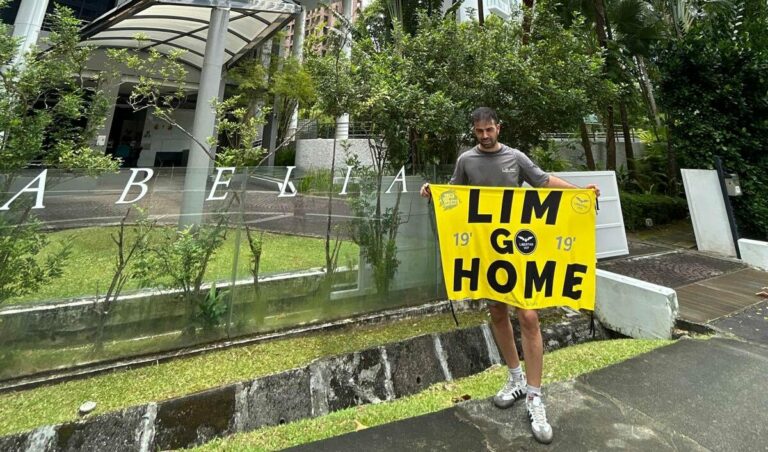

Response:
(492, 373), (526, 408)
(526, 394), (553, 444)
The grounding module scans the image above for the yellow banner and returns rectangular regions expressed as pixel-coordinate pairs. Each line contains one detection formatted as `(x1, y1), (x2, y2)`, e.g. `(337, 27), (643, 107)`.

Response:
(431, 185), (596, 311)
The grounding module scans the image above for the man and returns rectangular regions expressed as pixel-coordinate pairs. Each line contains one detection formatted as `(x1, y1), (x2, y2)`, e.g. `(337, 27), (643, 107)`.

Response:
(420, 107), (600, 444)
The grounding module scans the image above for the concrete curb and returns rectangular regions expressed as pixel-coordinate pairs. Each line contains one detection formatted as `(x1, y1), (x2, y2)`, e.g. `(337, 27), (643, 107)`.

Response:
(0, 315), (605, 452)
(596, 269), (678, 339)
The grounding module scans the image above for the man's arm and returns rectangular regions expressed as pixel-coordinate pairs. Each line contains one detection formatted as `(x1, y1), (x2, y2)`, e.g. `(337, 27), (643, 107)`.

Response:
(545, 175), (601, 198)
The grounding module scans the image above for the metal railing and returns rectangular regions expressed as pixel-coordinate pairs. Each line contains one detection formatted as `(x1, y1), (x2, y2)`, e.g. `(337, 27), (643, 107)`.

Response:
(543, 126), (639, 142)
(296, 119), (379, 140)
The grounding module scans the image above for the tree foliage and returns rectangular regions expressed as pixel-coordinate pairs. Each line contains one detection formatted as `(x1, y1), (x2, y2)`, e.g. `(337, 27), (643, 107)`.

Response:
(0, 2), (119, 173)
(310, 4), (606, 169)
(0, 2), (119, 305)
(658, 0), (768, 238)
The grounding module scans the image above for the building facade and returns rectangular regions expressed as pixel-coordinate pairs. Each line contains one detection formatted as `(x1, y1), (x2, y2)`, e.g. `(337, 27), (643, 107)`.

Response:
(282, 0), (370, 55)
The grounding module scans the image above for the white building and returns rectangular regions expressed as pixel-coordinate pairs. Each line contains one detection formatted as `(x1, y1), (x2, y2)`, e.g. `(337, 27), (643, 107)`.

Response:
(447, 0), (520, 22)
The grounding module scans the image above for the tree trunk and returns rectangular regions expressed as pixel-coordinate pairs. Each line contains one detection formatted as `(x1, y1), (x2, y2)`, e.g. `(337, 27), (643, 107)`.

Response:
(605, 106), (617, 171)
(579, 120), (596, 170)
(619, 100), (636, 179)
(592, 0), (616, 170)
(522, 0), (535, 45)
(666, 140), (678, 184)
(635, 56), (661, 135)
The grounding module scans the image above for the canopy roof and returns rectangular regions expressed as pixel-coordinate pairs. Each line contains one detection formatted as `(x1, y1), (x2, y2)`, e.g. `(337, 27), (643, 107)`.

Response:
(80, 0), (301, 71)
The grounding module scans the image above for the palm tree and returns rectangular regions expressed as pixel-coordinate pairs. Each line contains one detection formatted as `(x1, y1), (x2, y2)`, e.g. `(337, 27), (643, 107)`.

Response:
(553, 0), (666, 175)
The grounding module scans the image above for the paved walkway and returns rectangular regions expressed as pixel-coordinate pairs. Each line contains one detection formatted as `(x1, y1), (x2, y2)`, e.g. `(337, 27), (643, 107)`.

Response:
(291, 225), (768, 451)
(289, 336), (768, 451)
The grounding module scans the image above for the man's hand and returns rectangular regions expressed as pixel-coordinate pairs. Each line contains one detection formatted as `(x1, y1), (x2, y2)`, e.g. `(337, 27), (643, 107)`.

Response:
(420, 182), (432, 199)
(585, 184), (601, 198)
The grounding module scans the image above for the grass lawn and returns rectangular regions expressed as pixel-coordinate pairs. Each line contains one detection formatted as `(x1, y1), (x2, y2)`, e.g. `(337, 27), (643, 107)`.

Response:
(0, 310), (489, 436)
(195, 338), (674, 451)
(9, 226), (359, 305)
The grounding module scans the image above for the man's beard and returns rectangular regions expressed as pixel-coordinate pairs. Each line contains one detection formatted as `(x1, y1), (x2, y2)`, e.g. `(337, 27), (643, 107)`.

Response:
(479, 138), (497, 149)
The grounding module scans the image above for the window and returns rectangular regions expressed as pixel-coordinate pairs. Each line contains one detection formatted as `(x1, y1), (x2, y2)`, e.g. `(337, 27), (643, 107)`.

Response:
(54, 0), (117, 23)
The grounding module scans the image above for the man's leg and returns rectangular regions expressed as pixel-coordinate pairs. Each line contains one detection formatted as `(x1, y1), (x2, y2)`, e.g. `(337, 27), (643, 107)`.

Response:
(489, 302), (521, 367)
(489, 302), (526, 408)
(516, 308), (543, 387)
(517, 308), (553, 444)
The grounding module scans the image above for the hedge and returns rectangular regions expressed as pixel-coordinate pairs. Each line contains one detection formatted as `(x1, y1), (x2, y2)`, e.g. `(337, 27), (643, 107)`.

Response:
(620, 193), (689, 231)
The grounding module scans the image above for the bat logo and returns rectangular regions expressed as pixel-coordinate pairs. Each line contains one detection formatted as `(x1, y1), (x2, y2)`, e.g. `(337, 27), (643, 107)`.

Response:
(514, 229), (537, 255)
(571, 193), (592, 214)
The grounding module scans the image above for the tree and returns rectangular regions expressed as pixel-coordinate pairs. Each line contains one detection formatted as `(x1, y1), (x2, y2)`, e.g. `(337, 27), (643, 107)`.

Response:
(228, 52), (317, 151)
(0, 2), (119, 305)
(552, 0), (665, 175)
(347, 8), (605, 166)
(304, 10), (358, 287)
(0, 3), (119, 174)
(307, 3), (604, 295)
(658, 0), (768, 238)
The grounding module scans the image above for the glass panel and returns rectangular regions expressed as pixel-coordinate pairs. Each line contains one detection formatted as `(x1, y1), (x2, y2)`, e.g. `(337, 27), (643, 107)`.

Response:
(0, 166), (445, 382)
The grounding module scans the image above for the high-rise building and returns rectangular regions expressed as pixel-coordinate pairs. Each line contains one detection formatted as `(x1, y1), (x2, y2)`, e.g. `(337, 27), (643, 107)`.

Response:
(283, 0), (371, 55)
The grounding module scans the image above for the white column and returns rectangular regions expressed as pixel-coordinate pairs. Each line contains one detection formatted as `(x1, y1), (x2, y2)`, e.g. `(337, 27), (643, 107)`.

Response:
(11, 0), (50, 66)
(265, 39), (283, 166)
(287, 7), (306, 139)
(180, 6), (230, 228)
(335, 0), (353, 140)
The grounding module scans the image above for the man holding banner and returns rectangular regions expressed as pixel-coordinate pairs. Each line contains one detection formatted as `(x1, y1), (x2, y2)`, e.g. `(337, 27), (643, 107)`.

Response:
(420, 107), (600, 444)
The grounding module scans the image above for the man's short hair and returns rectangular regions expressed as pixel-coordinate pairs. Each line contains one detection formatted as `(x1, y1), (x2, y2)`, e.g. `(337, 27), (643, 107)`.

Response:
(471, 107), (499, 125)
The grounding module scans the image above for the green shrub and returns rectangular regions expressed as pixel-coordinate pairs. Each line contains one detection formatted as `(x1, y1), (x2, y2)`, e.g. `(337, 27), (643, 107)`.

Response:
(658, 0), (768, 238)
(530, 140), (571, 172)
(620, 193), (689, 231)
(274, 144), (296, 166)
(298, 168), (337, 194)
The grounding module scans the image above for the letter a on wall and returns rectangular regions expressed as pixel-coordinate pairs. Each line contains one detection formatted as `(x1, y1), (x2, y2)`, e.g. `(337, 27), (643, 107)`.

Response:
(430, 185), (597, 311)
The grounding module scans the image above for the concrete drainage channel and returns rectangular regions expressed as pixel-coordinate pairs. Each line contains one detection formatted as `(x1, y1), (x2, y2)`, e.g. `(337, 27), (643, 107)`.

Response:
(0, 314), (605, 452)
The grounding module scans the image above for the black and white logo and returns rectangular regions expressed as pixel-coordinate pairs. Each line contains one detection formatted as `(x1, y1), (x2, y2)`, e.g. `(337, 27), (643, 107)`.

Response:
(514, 229), (537, 255)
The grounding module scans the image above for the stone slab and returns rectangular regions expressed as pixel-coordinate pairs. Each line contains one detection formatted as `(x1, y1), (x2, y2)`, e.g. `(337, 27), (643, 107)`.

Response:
(0, 432), (29, 452)
(243, 367), (312, 431)
(595, 269), (678, 339)
(154, 384), (237, 450)
(55, 405), (147, 452)
(681, 168), (737, 257)
(579, 337), (768, 451)
(315, 347), (390, 413)
(438, 326), (493, 380)
(384, 335), (446, 398)
(712, 300), (768, 344)
(739, 238), (768, 271)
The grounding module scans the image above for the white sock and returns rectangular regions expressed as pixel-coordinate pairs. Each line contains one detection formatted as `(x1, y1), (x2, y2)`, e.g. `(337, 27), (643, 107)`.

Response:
(527, 385), (542, 398)
(508, 365), (523, 380)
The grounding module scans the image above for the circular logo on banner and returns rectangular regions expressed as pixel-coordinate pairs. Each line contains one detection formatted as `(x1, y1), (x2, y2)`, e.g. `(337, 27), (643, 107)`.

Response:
(571, 193), (592, 214)
(514, 229), (537, 255)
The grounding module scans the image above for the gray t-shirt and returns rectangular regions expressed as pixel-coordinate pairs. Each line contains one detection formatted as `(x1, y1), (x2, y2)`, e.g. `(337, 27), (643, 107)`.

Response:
(450, 145), (550, 188)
